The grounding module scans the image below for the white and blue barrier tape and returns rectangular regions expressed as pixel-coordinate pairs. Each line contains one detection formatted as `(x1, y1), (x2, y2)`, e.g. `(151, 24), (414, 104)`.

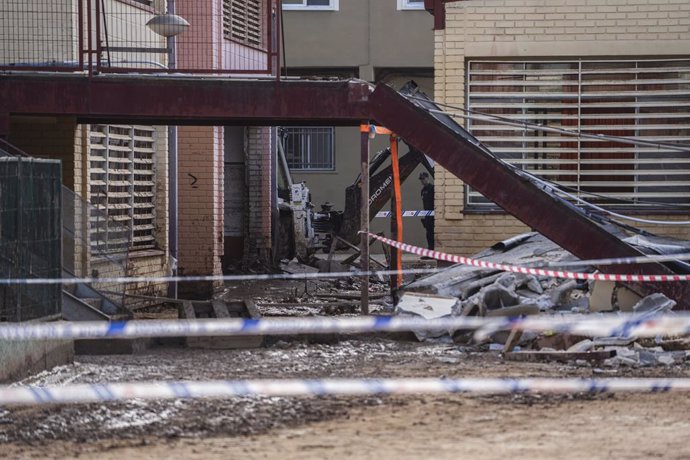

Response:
(1, 314), (689, 342)
(3, 377), (690, 406)
(0, 267), (441, 286)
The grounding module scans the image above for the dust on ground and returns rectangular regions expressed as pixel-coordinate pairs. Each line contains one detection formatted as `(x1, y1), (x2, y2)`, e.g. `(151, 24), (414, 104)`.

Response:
(3, 278), (690, 459)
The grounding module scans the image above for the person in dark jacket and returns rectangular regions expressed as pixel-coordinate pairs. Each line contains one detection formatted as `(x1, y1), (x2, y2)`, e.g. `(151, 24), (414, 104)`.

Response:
(419, 171), (434, 250)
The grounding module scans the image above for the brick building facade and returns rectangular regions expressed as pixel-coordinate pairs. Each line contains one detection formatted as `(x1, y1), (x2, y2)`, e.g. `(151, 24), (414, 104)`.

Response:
(433, 0), (690, 255)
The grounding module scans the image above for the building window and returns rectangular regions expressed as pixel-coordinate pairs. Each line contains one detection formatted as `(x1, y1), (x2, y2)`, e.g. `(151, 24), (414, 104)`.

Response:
(466, 59), (690, 209)
(280, 127), (335, 170)
(89, 125), (157, 254)
(223, 0), (263, 48)
(397, 0), (425, 10)
(282, 0), (339, 11)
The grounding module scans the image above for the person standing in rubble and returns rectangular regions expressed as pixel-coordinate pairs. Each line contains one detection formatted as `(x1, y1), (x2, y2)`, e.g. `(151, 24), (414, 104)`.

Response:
(419, 171), (434, 251)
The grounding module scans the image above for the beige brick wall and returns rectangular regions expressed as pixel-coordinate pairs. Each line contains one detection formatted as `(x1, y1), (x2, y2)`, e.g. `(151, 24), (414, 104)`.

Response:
(434, 0), (690, 256)
(244, 127), (273, 266)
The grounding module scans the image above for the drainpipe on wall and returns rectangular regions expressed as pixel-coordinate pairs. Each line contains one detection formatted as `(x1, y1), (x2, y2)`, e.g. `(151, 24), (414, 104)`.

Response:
(167, 0), (179, 298)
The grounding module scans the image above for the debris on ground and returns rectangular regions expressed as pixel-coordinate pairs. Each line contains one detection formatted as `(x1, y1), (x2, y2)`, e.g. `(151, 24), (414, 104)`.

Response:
(395, 292), (459, 341)
(395, 231), (690, 368)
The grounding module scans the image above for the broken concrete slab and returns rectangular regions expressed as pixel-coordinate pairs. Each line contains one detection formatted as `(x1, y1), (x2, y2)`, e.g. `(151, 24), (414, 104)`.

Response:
(632, 293), (676, 314)
(280, 259), (320, 275)
(549, 279), (577, 307)
(405, 233), (577, 298)
(602, 346), (689, 367)
(589, 280), (615, 312)
(395, 292), (460, 341)
(614, 285), (643, 312)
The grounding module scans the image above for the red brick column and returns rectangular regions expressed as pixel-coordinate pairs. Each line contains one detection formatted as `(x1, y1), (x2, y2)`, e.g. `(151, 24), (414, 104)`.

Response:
(178, 125), (224, 297)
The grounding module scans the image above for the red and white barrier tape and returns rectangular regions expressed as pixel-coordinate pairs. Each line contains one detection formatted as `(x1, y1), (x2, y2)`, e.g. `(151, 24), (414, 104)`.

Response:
(367, 233), (690, 283)
(375, 210), (435, 218)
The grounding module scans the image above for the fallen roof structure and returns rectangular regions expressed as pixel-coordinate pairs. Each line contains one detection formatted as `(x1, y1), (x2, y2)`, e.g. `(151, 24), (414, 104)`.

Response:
(369, 82), (690, 309)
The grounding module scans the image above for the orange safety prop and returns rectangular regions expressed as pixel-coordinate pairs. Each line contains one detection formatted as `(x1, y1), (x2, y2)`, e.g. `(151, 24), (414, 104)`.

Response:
(390, 134), (403, 288)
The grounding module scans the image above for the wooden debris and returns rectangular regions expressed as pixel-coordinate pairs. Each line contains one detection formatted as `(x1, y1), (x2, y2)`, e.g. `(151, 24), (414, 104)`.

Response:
(181, 299), (263, 349)
(502, 329), (523, 354)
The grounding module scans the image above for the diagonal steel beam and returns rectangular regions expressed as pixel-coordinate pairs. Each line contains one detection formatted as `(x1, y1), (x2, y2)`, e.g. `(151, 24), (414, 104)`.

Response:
(369, 83), (690, 309)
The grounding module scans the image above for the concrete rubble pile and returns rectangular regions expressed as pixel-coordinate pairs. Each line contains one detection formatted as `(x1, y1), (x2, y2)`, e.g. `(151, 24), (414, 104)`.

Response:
(396, 232), (690, 367)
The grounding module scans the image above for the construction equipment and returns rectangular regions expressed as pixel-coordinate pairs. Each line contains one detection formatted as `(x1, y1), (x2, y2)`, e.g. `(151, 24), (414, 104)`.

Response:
(275, 128), (433, 263)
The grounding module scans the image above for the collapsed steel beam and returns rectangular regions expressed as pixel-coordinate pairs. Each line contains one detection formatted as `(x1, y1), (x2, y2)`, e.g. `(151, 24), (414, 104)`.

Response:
(0, 75), (372, 128)
(369, 83), (690, 309)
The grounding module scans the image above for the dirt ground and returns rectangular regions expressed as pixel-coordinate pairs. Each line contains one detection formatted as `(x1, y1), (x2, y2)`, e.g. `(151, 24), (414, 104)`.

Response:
(3, 278), (690, 459)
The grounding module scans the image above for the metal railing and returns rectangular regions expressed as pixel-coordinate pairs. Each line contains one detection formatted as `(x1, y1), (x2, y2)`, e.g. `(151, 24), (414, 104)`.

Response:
(0, 142), (62, 322)
(62, 187), (130, 311)
(0, 0), (279, 76)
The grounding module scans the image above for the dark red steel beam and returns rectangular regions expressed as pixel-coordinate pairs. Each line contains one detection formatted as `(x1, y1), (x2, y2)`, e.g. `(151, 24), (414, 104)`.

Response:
(0, 75), (372, 128)
(369, 83), (690, 309)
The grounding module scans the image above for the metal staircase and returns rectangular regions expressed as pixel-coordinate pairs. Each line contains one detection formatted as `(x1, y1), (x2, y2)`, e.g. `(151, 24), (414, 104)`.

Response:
(61, 186), (133, 322)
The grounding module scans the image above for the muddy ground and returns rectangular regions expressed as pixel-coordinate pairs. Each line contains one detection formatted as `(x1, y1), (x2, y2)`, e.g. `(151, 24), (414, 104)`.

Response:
(3, 278), (690, 459)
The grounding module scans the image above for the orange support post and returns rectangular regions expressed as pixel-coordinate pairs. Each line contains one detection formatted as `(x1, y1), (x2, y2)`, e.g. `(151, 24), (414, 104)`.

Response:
(390, 134), (403, 288)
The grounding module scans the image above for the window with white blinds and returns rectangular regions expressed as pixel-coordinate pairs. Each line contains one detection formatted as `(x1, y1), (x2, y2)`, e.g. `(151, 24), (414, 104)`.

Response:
(223, 0), (263, 48)
(466, 59), (690, 208)
(89, 125), (157, 254)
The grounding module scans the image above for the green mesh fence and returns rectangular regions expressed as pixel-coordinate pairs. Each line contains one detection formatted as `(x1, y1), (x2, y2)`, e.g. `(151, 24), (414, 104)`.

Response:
(0, 155), (62, 322)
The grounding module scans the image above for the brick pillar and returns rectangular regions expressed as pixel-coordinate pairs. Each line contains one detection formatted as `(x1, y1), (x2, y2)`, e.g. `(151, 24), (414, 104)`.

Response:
(178, 125), (224, 298)
(243, 127), (273, 269)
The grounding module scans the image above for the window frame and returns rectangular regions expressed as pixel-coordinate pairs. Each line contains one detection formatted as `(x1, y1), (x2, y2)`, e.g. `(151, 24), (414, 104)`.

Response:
(280, 126), (336, 171)
(397, 0), (425, 10)
(282, 0), (339, 11)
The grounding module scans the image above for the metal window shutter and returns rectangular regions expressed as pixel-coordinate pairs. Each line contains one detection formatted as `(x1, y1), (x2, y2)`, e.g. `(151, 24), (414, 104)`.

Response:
(223, 0), (263, 48)
(88, 124), (157, 254)
(467, 59), (690, 208)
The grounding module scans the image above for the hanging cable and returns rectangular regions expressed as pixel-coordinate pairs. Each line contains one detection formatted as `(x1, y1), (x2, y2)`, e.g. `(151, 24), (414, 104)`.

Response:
(548, 181), (690, 210)
(409, 96), (690, 154)
(405, 96), (690, 225)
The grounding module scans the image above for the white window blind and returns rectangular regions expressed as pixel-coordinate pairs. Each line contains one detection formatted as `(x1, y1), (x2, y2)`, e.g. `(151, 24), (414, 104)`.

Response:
(466, 59), (690, 208)
(89, 124), (157, 254)
(223, 0), (263, 47)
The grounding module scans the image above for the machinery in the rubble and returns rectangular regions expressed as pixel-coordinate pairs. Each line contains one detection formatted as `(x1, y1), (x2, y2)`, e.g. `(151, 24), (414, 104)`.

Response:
(275, 128), (433, 263)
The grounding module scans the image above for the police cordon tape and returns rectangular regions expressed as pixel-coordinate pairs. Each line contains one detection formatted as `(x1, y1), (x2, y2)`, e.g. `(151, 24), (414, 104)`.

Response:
(0, 267), (442, 286)
(1, 314), (689, 342)
(3, 377), (690, 406)
(367, 232), (690, 283)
